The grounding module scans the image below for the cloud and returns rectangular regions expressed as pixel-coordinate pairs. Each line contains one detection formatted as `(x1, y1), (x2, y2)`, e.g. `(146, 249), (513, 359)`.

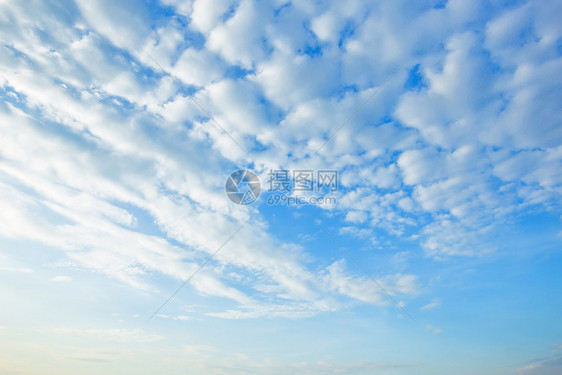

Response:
(48, 328), (163, 343)
(155, 314), (193, 321)
(0, 254), (34, 274)
(0, 0), (560, 328)
(190, 0), (237, 34)
(323, 260), (419, 306)
(206, 300), (336, 320)
(74, 0), (151, 51)
(207, 0), (271, 69)
(49, 276), (72, 282)
(517, 355), (562, 375)
(0, 3), (560, 375)
(420, 300), (441, 311)
(426, 325), (443, 335)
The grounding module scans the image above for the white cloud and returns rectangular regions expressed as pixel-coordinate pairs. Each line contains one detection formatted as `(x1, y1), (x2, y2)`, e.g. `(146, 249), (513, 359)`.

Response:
(207, 300), (336, 320)
(420, 300), (441, 311)
(426, 324), (443, 335)
(0, 252), (34, 273)
(207, 0), (270, 69)
(345, 211), (368, 224)
(173, 48), (225, 87)
(190, 0), (236, 33)
(324, 260), (419, 306)
(74, 0), (151, 51)
(49, 276), (72, 282)
(517, 353), (562, 375)
(0, 0), (560, 326)
(0, 3), (560, 375)
(48, 328), (163, 343)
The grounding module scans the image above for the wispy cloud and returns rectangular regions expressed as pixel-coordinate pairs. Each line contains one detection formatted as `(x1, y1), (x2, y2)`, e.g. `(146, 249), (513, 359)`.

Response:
(426, 325), (443, 335)
(420, 300), (441, 311)
(49, 276), (72, 282)
(47, 328), (163, 343)
(0, 0), (560, 373)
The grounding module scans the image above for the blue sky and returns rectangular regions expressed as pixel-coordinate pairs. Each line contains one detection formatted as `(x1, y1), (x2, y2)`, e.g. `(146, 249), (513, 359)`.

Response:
(0, 0), (561, 374)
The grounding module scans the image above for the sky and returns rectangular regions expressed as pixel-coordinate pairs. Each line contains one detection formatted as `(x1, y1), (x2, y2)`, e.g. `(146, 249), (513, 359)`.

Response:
(0, 0), (561, 374)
